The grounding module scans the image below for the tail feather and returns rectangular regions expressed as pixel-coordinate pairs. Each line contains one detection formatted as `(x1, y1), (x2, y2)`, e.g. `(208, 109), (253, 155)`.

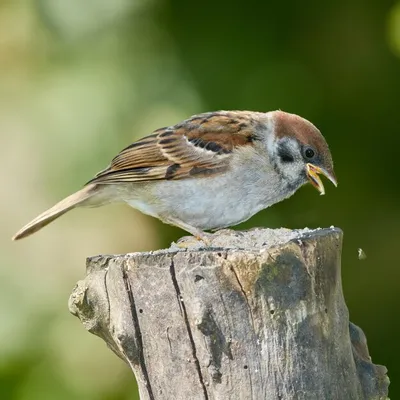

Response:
(12, 184), (99, 241)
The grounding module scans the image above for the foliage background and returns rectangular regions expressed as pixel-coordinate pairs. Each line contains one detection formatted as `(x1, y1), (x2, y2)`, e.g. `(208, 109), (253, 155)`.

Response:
(2, 0), (400, 398)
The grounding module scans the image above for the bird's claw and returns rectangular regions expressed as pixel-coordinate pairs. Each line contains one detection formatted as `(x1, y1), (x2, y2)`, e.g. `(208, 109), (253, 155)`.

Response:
(176, 233), (212, 248)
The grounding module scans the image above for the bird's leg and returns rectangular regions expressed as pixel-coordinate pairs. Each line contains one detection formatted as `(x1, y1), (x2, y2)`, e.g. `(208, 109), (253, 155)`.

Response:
(162, 216), (212, 246)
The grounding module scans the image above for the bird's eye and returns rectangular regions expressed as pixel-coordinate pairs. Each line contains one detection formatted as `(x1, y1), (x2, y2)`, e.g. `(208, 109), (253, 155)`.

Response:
(304, 147), (315, 159)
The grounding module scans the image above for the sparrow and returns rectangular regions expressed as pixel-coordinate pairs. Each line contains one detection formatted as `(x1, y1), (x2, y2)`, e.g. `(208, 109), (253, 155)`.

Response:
(12, 110), (337, 241)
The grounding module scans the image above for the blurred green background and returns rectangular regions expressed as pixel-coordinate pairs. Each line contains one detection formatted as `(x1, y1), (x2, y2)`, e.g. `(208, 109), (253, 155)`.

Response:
(2, 0), (400, 398)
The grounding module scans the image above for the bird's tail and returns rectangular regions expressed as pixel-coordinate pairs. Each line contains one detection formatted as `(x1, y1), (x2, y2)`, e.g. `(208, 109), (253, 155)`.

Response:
(12, 184), (101, 240)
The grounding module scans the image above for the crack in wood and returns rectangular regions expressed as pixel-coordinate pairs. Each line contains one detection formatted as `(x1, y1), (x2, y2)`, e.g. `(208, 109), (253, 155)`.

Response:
(169, 257), (209, 400)
(230, 265), (258, 400)
(196, 303), (232, 383)
(103, 268), (111, 326)
(230, 265), (256, 333)
(102, 268), (123, 358)
(166, 326), (172, 353)
(122, 266), (155, 400)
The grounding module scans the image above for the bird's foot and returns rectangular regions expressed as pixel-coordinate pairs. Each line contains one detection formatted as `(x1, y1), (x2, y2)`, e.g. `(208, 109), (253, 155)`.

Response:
(176, 231), (212, 248)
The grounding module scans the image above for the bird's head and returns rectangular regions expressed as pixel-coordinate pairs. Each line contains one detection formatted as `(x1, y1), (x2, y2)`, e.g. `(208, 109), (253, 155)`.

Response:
(267, 110), (337, 195)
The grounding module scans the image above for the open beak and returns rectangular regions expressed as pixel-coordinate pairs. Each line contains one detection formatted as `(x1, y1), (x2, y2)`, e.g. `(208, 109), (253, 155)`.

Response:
(306, 163), (338, 195)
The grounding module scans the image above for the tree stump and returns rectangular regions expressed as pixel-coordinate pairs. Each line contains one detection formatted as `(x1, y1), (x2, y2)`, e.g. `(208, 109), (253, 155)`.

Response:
(69, 227), (389, 400)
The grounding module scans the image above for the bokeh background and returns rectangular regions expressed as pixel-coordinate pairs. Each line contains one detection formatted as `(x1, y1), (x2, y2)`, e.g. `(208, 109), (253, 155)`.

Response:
(1, 0), (400, 398)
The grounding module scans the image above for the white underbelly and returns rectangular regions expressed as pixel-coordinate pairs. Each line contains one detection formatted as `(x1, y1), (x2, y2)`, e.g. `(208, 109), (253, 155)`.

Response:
(127, 198), (160, 218)
(126, 169), (291, 231)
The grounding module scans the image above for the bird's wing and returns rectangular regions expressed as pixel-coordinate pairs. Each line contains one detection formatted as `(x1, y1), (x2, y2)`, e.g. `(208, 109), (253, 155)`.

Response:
(87, 111), (258, 184)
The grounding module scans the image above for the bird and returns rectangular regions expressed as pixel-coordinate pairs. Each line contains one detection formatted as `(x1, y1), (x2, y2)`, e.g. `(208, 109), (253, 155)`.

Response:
(12, 110), (337, 242)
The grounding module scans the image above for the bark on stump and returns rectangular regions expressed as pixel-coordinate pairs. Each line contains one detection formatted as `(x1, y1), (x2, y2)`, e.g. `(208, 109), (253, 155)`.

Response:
(69, 227), (389, 400)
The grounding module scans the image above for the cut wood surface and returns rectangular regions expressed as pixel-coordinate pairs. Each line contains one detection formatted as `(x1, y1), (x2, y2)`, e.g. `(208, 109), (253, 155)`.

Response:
(69, 228), (389, 400)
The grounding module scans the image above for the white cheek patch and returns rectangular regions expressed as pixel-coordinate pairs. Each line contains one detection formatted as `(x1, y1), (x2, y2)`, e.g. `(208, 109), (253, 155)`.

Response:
(283, 138), (301, 156)
(268, 136), (301, 164)
(271, 138), (305, 183)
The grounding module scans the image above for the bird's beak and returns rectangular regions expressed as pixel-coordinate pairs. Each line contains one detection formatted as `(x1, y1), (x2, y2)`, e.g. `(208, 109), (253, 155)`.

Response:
(306, 163), (337, 195)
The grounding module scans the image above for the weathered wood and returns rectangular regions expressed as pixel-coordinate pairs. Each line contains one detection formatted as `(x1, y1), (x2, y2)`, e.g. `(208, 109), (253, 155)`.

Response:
(69, 228), (389, 400)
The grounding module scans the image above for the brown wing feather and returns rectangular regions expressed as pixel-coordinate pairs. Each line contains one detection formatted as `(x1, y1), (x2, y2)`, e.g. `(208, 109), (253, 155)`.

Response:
(88, 111), (258, 185)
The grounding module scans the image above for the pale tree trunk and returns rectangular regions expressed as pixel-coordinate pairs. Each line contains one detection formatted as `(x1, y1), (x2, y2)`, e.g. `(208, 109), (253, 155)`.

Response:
(69, 228), (389, 400)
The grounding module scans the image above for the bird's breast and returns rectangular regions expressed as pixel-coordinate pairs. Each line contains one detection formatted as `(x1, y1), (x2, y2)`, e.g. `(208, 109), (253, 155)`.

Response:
(137, 163), (297, 230)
